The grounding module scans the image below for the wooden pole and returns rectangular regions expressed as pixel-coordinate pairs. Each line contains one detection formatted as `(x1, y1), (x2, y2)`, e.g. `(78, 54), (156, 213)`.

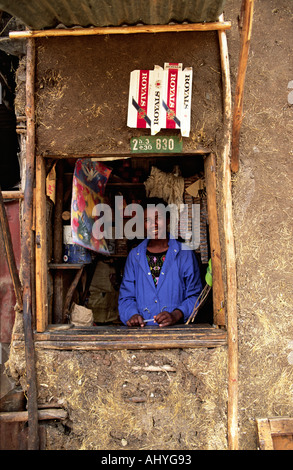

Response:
(0, 186), (23, 310)
(218, 15), (239, 449)
(9, 21), (231, 39)
(0, 408), (67, 423)
(35, 155), (48, 332)
(22, 37), (40, 450)
(53, 160), (64, 323)
(231, 0), (254, 173)
(204, 154), (225, 326)
(2, 191), (24, 199)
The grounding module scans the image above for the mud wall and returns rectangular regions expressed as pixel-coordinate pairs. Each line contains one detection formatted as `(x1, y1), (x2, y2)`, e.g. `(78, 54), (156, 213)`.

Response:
(9, 325), (228, 450)
(34, 31), (222, 156)
(226, 0), (293, 449)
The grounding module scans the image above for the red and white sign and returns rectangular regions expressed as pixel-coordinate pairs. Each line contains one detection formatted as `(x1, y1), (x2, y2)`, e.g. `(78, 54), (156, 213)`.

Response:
(127, 63), (193, 137)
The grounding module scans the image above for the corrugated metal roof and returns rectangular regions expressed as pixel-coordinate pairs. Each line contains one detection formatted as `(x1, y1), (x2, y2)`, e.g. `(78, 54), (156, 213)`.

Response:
(0, 0), (226, 30)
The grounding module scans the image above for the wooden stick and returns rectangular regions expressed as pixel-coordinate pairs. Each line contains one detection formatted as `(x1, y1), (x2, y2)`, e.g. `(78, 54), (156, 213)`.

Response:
(2, 191), (24, 199)
(204, 153), (226, 326)
(218, 15), (239, 450)
(231, 0), (254, 172)
(35, 155), (48, 332)
(0, 186), (23, 310)
(53, 160), (64, 324)
(22, 37), (40, 450)
(9, 21), (231, 40)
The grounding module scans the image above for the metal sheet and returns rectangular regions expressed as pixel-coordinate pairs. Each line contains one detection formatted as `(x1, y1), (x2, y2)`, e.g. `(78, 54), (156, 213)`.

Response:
(0, 200), (21, 343)
(0, 0), (226, 30)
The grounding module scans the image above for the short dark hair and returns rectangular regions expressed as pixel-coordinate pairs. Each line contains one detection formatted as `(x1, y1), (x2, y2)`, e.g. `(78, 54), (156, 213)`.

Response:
(141, 197), (168, 211)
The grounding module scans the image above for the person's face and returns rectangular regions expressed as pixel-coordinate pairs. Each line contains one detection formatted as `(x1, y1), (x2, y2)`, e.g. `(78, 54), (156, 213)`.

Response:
(144, 206), (168, 239)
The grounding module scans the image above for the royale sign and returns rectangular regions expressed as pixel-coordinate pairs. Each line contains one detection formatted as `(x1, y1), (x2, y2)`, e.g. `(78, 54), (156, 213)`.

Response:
(127, 63), (193, 137)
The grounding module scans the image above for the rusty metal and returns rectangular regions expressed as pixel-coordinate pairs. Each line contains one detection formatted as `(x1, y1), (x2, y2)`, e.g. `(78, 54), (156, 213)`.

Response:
(0, 0), (226, 30)
(0, 187), (23, 312)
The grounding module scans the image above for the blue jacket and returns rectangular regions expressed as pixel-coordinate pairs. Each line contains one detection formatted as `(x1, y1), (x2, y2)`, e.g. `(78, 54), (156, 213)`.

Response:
(118, 237), (202, 325)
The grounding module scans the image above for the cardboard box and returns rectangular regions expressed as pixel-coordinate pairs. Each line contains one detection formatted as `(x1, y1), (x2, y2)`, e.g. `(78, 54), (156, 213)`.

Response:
(127, 63), (193, 137)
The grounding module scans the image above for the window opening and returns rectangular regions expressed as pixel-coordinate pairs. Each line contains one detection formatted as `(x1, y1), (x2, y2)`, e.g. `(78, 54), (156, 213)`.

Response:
(46, 154), (215, 330)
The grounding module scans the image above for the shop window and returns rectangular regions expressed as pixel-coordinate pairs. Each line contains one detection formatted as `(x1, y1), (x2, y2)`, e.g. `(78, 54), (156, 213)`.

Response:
(33, 154), (226, 350)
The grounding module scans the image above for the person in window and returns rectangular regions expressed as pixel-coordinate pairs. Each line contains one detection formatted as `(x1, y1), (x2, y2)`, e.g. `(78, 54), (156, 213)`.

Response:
(118, 198), (202, 327)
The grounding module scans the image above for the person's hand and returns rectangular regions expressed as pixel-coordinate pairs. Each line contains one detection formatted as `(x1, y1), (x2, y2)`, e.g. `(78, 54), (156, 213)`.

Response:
(126, 314), (145, 327)
(154, 309), (183, 327)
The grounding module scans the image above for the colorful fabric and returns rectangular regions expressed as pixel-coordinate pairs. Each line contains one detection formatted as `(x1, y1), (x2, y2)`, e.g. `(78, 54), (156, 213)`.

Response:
(71, 159), (112, 254)
(146, 250), (168, 286)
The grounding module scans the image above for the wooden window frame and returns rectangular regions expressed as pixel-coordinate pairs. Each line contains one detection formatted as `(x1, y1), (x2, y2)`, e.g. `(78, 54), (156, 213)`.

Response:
(34, 151), (226, 350)
(27, 17), (232, 351)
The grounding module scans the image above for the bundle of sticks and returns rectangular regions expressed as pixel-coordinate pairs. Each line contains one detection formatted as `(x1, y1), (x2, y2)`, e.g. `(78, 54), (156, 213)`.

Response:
(185, 283), (212, 324)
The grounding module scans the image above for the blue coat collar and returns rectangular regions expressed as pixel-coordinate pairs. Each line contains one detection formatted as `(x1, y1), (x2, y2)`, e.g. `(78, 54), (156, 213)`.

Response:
(133, 237), (181, 292)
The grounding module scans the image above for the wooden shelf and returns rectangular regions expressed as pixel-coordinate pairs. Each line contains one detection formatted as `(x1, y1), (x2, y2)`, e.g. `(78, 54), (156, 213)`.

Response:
(48, 263), (86, 269)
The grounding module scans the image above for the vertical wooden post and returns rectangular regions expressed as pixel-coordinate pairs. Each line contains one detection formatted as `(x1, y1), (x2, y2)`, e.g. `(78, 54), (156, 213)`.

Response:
(231, 0), (254, 172)
(204, 154), (225, 326)
(35, 155), (48, 332)
(22, 37), (39, 450)
(53, 160), (64, 323)
(218, 15), (239, 449)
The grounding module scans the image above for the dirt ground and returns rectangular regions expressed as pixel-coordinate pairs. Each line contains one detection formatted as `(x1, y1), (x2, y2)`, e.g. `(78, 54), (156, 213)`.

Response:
(5, 0), (293, 450)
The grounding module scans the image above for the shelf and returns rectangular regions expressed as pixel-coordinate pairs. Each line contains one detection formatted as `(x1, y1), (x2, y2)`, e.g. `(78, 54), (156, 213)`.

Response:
(13, 324), (227, 351)
(48, 263), (86, 269)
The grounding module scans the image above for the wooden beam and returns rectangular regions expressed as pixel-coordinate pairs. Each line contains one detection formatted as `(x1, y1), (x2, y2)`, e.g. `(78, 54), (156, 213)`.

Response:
(231, 0), (254, 172)
(12, 324), (227, 351)
(218, 15), (239, 450)
(35, 155), (48, 332)
(0, 408), (67, 423)
(204, 154), (225, 325)
(9, 21), (231, 40)
(41, 147), (211, 160)
(2, 191), (24, 199)
(22, 37), (40, 450)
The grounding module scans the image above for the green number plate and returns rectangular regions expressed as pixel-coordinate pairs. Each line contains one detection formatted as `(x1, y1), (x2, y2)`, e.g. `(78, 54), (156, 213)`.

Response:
(130, 136), (182, 153)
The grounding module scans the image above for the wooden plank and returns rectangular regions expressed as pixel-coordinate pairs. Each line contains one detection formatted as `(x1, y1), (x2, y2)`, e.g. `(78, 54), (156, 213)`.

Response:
(9, 21), (232, 40)
(49, 263), (85, 269)
(22, 37), (40, 451)
(269, 417), (293, 437)
(0, 408), (67, 423)
(41, 148), (211, 159)
(257, 417), (293, 450)
(35, 155), (48, 332)
(256, 418), (274, 450)
(1, 191), (24, 199)
(204, 153), (225, 325)
(218, 14), (238, 450)
(12, 325), (227, 350)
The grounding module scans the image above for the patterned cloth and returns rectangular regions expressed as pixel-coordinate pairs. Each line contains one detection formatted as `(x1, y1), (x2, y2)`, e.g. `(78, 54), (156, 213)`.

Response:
(71, 158), (112, 254)
(146, 249), (168, 286)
